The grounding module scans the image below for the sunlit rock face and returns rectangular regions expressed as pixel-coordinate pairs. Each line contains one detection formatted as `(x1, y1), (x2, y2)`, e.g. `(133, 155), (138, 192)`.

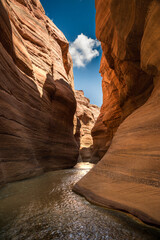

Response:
(74, 90), (100, 162)
(91, 0), (154, 163)
(0, 0), (79, 186)
(74, 0), (160, 226)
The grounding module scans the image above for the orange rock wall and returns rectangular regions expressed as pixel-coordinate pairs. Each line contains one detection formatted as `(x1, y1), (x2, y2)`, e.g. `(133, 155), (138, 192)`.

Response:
(74, 90), (100, 162)
(91, 0), (154, 162)
(74, 0), (160, 226)
(0, 0), (78, 186)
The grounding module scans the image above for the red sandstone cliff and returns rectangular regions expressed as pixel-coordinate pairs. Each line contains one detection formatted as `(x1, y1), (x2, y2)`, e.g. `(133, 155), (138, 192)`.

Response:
(91, 1), (154, 163)
(0, 0), (78, 186)
(74, 90), (100, 162)
(74, 0), (160, 226)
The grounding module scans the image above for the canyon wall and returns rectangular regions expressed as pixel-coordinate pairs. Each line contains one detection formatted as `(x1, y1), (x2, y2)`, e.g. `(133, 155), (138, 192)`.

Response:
(74, 90), (99, 162)
(0, 0), (78, 186)
(74, 0), (160, 226)
(91, 0), (154, 163)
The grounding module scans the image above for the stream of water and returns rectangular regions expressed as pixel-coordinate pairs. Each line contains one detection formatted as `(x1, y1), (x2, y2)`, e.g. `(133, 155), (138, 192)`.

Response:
(0, 163), (159, 240)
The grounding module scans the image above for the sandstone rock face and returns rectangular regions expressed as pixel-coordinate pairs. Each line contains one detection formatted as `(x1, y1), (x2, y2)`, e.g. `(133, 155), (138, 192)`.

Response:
(92, 0), (154, 163)
(74, 90), (100, 162)
(0, 0), (78, 186)
(74, 0), (160, 226)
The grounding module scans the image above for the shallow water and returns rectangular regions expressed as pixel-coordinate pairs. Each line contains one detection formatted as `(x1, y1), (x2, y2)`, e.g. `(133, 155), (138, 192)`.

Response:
(0, 164), (159, 240)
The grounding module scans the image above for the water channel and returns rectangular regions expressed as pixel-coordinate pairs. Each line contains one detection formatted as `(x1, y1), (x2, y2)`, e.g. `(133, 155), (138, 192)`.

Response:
(0, 163), (159, 240)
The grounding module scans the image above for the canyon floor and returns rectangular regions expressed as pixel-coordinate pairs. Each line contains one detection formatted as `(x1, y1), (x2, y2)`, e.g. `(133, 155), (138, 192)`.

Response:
(0, 164), (160, 240)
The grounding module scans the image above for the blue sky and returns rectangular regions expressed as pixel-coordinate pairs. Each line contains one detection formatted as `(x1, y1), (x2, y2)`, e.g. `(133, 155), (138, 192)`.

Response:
(41, 0), (102, 106)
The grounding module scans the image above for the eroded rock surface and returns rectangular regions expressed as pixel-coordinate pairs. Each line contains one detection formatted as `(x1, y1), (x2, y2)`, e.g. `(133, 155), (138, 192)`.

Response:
(0, 0), (78, 186)
(74, 90), (100, 162)
(74, 0), (160, 226)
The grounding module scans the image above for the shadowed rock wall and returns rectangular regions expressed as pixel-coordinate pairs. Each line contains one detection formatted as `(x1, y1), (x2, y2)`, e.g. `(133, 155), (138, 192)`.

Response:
(0, 0), (78, 186)
(74, 0), (160, 226)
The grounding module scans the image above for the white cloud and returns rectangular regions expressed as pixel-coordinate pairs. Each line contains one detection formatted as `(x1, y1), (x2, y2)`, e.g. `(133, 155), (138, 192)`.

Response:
(69, 34), (101, 68)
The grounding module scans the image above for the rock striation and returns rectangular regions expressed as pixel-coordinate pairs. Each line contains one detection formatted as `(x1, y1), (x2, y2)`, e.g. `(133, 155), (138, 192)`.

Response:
(74, 0), (160, 226)
(0, 0), (78, 186)
(74, 90), (99, 162)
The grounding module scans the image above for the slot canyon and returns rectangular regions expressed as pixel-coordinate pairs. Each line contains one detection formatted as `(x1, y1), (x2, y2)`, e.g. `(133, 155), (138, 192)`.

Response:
(0, 0), (160, 239)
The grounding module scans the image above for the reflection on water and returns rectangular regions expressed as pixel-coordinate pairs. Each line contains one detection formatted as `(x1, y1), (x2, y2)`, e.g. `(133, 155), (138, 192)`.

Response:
(0, 163), (159, 240)
(74, 162), (95, 170)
